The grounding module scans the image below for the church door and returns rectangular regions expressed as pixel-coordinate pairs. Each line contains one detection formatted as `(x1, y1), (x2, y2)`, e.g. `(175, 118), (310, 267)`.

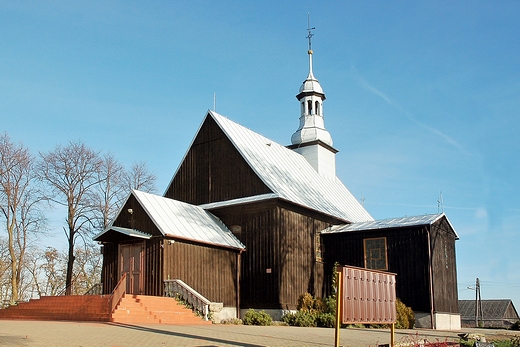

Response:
(120, 242), (144, 294)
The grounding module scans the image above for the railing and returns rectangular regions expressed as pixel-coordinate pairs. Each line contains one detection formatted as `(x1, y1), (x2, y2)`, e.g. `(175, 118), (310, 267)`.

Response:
(57, 280), (75, 296)
(84, 283), (103, 295)
(164, 279), (210, 321)
(108, 273), (127, 313)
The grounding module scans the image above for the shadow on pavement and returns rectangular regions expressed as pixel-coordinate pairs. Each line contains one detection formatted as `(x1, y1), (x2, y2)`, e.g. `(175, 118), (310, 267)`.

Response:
(106, 322), (265, 347)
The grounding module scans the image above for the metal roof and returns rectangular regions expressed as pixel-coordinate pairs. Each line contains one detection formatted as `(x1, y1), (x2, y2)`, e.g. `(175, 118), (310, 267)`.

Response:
(109, 227), (152, 239)
(96, 190), (245, 250)
(208, 111), (373, 223)
(132, 190), (245, 250)
(323, 213), (459, 239)
(459, 300), (519, 320)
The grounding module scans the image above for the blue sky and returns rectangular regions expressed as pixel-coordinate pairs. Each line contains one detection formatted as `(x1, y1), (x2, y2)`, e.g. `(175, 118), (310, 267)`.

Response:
(1, 1), (519, 307)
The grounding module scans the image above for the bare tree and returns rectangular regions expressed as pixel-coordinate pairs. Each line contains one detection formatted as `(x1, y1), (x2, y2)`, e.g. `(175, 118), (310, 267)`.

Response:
(0, 237), (11, 304)
(124, 161), (157, 193)
(71, 242), (102, 294)
(95, 153), (126, 230)
(0, 133), (42, 304)
(37, 141), (103, 295)
(41, 247), (66, 296)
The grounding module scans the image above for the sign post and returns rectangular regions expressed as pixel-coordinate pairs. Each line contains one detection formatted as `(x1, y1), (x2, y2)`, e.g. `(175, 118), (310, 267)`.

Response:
(334, 268), (342, 347)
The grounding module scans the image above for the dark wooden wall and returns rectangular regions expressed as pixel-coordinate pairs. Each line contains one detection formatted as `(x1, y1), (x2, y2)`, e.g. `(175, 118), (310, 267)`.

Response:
(144, 238), (163, 296)
(101, 242), (118, 295)
(211, 201), (334, 310)
(165, 115), (272, 204)
(322, 226), (432, 312)
(163, 240), (240, 307)
(430, 218), (459, 314)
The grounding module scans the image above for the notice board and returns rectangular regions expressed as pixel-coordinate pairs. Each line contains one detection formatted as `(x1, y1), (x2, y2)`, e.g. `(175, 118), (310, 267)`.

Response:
(339, 265), (397, 324)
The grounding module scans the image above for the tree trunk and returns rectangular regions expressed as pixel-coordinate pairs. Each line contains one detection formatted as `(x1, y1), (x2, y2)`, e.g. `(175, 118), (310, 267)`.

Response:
(65, 228), (75, 295)
(7, 221), (19, 304)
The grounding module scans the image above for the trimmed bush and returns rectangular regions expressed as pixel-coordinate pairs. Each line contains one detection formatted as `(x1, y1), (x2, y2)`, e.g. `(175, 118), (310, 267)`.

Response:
(316, 312), (336, 328)
(297, 293), (314, 312)
(323, 296), (336, 315)
(282, 311), (316, 327)
(242, 309), (272, 326)
(395, 298), (415, 329)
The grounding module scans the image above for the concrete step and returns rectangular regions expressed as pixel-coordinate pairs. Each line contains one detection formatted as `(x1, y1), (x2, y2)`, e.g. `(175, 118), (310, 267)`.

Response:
(0, 294), (210, 325)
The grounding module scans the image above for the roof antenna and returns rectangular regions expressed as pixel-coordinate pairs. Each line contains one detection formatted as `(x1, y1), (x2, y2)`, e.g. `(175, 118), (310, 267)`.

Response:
(213, 92), (216, 112)
(306, 12), (315, 52)
(437, 191), (444, 213)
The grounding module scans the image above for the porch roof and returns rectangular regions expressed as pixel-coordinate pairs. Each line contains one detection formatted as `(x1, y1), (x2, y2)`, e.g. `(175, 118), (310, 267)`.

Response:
(107, 190), (245, 250)
(108, 226), (152, 239)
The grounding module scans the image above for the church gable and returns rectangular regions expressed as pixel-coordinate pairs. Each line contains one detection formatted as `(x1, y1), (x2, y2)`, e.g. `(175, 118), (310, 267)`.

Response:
(165, 113), (272, 205)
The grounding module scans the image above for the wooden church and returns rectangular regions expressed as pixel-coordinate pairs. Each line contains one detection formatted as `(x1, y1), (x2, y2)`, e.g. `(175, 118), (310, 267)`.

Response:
(95, 40), (461, 330)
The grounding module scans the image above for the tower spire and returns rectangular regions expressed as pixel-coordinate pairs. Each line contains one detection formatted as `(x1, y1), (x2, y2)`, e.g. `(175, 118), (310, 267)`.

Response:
(289, 15), (337, 180)
(307, 13), (315, 53)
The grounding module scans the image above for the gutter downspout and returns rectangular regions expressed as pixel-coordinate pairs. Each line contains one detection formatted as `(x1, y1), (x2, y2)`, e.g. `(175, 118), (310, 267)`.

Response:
(237, 250), (242, 319)
(427, 229), (436, 329)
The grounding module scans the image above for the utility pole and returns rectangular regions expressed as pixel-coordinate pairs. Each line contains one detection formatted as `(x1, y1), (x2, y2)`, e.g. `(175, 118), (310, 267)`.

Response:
(474, 278), (482, 327)
(468, 278), (483, 328)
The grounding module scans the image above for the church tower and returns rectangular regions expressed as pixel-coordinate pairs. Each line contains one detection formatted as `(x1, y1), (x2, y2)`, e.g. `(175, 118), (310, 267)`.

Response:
(289, 22), (337, 180)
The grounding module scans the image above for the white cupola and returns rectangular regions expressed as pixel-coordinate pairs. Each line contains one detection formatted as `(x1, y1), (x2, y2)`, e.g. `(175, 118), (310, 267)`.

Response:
(289, 25), (337, 180)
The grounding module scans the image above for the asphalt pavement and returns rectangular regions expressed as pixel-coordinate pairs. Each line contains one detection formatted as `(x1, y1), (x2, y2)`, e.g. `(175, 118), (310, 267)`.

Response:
(0, 320), (518, 347)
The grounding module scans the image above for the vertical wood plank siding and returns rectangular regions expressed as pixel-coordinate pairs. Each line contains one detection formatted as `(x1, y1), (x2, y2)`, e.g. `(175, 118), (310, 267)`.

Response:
(144, 238), (163, 296)
(323, 227), (432, 312)
(430, 218), (459, 314)
(165, 116), (272, 205)
(322, 217), (459, 315)
(212, 202), (330, 310)
(101, 243), (118, 295)
(163, 240), (239, 307)
(113, 196), (162, 236)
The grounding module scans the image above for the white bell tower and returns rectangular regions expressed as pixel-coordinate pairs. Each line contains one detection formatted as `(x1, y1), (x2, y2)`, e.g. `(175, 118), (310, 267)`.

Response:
(289, 18), (337, 180)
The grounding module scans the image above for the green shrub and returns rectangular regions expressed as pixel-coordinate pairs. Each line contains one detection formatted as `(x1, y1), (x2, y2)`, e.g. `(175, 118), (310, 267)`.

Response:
(281, 312), (296, 326)
(395, 298), (415, 329)
(316, 312), (336, 328)
(242, 309), (272, 326)
(297, 293), (315, 312)
(282, 311), (316, 327)
(323, 296), (336, 315)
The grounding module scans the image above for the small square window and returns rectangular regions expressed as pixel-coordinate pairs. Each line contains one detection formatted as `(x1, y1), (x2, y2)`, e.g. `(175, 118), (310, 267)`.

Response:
(364, 237), (388, 270)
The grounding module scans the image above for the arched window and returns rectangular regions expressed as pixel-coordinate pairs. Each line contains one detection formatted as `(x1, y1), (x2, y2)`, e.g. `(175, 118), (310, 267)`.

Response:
(301, 102), (305, 114)
(315, 101), (320, 116)
(307, 100), (313, 114)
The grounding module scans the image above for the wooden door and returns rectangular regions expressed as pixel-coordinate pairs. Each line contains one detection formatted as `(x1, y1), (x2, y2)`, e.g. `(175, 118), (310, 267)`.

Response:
(120, 242), (144, 294)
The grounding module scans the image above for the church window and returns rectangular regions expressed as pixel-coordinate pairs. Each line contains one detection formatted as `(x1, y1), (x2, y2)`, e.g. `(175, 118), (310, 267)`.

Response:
(315, 101), (320, 115)
(308, 100), (313, 114)
(301, 102), (305, 114)
(364, 237), (388, 270)
(315, 232), (323, 262)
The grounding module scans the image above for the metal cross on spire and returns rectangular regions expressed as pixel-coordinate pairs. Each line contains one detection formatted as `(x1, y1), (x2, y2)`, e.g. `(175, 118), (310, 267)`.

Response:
(306, 13), (315, 52)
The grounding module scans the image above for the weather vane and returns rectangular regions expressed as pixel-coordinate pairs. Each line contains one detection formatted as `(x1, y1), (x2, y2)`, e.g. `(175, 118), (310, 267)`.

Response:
(307, 13), (315, 52)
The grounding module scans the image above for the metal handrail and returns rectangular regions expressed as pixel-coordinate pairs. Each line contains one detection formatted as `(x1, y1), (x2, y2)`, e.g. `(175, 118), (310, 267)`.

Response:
(84, 283), (103, 295)
(164, 279), (210, 321)
(108, 273), (127, 313)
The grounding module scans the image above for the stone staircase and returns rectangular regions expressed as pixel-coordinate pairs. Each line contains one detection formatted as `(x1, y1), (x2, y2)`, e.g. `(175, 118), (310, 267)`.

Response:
(0, 295), (110, 321)
(111, 294), (211, 325)
(0, 294), (210, 325)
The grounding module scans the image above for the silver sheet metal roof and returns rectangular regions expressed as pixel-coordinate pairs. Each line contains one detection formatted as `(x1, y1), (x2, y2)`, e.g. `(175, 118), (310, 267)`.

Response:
(110, 227), (152, 239)
(323, 213), (459, 239)
(133, 190), (245, 250)
(208, 111), (373, 223)
(97, 190), (245, 250)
